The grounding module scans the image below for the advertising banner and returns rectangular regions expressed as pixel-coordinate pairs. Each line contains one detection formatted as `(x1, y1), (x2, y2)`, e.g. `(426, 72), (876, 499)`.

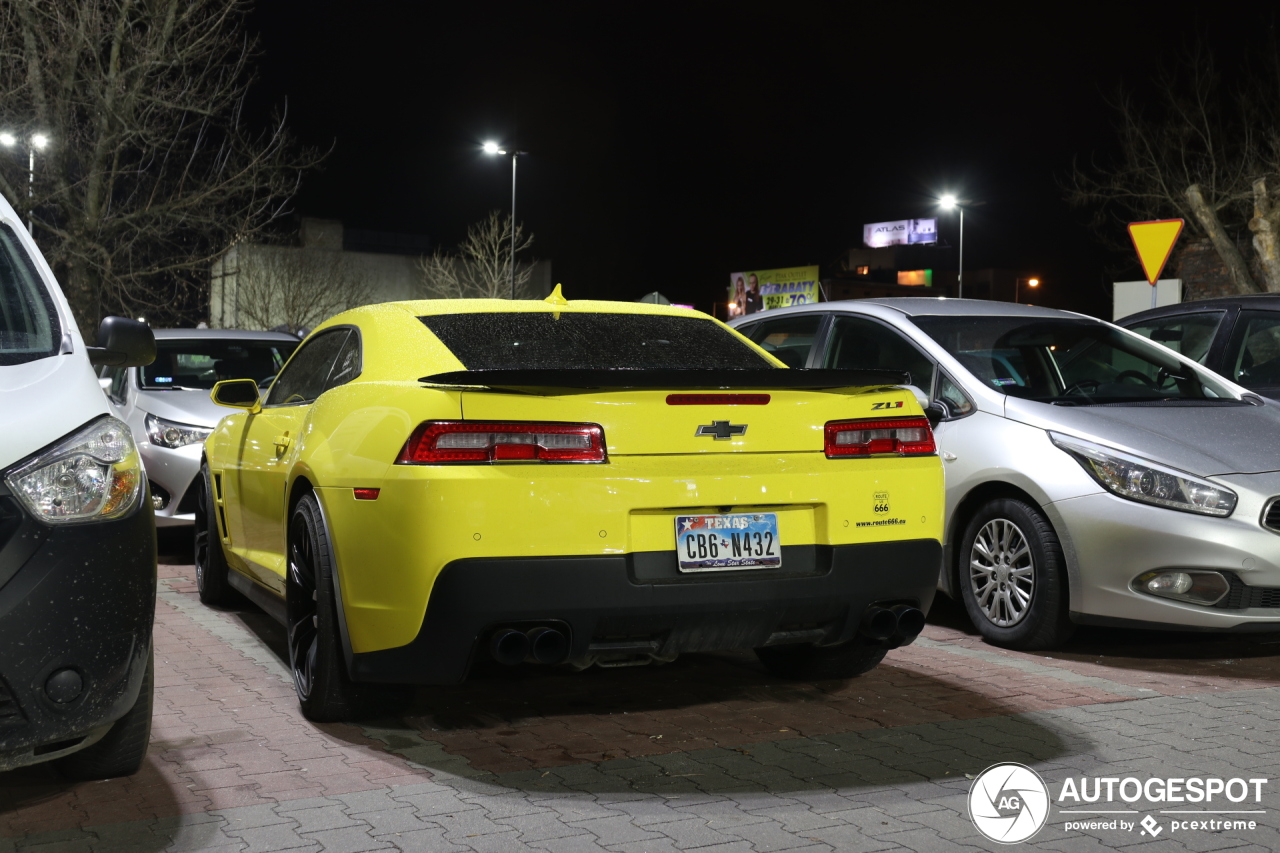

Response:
(728, 265), (821, 317)
(862, 218), (938, 248)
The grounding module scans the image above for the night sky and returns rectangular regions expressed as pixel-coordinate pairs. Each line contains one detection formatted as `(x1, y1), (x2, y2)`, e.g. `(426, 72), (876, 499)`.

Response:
(248, 2), (1277, 318)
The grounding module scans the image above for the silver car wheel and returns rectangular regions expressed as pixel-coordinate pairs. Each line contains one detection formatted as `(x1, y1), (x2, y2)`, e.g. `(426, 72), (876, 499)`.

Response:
(969, 518), (1034, 627)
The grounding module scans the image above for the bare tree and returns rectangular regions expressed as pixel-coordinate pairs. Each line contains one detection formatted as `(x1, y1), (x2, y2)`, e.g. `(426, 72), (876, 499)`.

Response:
(0, 0), (321, 334)
(1067, 43), (1280, 293)
(231, 246), (372, 335)
(417, 211), (539, 299)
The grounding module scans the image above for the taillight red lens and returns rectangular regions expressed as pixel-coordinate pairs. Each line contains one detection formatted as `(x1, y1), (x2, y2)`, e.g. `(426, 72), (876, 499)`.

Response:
(666, 394), (771, 405)
(824, 416), (936, 458)
(396, 421), (607, 464)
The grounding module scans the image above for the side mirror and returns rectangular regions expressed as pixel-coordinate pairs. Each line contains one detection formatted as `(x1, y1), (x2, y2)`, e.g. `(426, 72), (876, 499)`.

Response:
(98, 377), (112, 392)
(903, 384), (929, 409)
(924, 401), (949, 427)
(211, 378), (261, 412)
(87, 317), (156, 367)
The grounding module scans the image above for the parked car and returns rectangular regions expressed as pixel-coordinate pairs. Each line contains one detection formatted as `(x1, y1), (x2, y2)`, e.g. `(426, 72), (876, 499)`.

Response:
(0, 194), (157, 778)
(731, 298), (1280, 649)
(99, 329), (299, 526)
(197, 293), (944, 721)
(1119, 294), (1280, 400)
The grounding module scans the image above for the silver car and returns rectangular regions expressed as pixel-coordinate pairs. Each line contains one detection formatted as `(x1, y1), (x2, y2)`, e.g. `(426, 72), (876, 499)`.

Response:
(731, 298), (1280, 648)
(99, 329), (298, 526)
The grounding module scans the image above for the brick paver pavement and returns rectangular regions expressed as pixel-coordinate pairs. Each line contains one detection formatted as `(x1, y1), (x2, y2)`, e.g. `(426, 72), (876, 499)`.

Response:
(3, 535), (1279, 852)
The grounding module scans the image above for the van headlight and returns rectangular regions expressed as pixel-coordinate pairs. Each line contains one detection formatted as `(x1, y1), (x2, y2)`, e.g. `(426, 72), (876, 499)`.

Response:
(4, 417), (144, 524)
(145, 413), (213, 448)
(1050, 432), (1237, 517)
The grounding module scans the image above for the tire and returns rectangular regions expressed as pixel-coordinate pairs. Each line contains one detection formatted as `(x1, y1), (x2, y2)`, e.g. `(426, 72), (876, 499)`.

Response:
(958, 498), (1075, 650)
(55, 646), (153, 781)
(194, 464), (238, 606)
(288, 493), (409, 721)
(756, 638), (888, 680)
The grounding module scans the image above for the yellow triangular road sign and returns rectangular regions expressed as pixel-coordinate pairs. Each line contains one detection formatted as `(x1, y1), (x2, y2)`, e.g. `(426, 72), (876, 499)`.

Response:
(1128, 219), (1185, 285)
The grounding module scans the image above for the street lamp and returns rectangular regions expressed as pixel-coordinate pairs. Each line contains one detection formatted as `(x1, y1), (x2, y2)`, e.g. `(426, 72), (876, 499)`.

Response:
(1015, 276), (1040, 304)
(938, 194), (966, 299)
(1, 132), (50, 234)
(481, 140), (527, 299)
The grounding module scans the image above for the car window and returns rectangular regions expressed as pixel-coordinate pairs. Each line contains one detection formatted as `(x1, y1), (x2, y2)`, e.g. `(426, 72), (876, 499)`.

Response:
(266, 329), (350, 406)
(0, 223), (60, 366)
(141, 338), (297, 391)
(1225, 310), (1280, 388)
(914, 315), (1237, 404)
(745, 314), (823, 368)
(935, 372), (973, 417)
(420, 312), (771, 369)
(822, 315), (936, 392)
(324, 329), (362, 392)
(1124, 311), (1223, 364)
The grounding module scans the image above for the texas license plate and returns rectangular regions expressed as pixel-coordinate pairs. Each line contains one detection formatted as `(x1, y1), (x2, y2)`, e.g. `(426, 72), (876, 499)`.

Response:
(675, 513), (781, 572)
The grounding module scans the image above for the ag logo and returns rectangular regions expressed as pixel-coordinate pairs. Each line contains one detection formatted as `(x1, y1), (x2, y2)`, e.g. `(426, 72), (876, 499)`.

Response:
(968, 763), (1050, 844)
(873, 491), (890, 513)
(871, 400), (904, 410)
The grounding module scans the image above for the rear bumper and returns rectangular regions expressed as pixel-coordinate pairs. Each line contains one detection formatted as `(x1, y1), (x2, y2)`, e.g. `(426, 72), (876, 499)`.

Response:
(351, 538), (940, 685)
(0, 491), (156, 772)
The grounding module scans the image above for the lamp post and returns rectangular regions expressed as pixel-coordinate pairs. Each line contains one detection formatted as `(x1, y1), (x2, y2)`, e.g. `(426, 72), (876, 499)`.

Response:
(482, 140), (527, 299)
(1015, 276), (1040, 304)
(938, 194), (965, 299)
(1, 132), (50, 234)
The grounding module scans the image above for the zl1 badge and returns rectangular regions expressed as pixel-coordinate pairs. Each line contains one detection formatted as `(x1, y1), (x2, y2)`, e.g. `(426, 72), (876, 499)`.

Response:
(871, 401), (904, 410)
(874, 491), (890, 513)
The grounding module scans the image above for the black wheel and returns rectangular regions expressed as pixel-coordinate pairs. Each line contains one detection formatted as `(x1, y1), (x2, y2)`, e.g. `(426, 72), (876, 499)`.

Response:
(755, 638), (888, 680)
(55, 646), (153, 781)
(288, 493), (410, 721)
(194, 465), (238, 606)
(958, 498), (1074, 650)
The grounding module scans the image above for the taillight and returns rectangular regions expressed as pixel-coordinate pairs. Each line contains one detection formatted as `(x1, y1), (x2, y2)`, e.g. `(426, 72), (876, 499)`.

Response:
(666, 394), (770, 405)
(824, 416), (936, 458)
(397, 421), (607, 464)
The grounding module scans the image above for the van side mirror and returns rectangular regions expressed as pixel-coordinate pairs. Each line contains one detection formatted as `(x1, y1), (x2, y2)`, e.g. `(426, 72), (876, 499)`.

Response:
(88, 317), (156, 367)
(212, 379), (261, 412)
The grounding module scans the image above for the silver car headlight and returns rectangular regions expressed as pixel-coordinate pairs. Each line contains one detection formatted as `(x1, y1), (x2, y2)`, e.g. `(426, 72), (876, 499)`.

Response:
(4, 417), (145, 524)
(1049, 432), (1237, 517)
(145, 413), (213, 449)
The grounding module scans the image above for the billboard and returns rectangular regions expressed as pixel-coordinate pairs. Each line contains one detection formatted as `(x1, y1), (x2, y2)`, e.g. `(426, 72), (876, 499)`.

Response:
(862, 218), (938, 249)
(728, 265), (821, 317)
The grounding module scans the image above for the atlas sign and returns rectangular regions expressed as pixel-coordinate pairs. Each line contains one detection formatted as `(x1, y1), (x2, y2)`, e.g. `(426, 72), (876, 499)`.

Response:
(863, 218), (937, 249)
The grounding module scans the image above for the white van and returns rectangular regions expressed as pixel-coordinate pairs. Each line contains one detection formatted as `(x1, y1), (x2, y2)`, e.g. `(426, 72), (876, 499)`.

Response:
(0, 193), (157, 779)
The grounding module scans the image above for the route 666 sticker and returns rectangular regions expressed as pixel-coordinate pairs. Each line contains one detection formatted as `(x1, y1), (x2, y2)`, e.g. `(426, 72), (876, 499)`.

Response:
(873, 491), (890, 513)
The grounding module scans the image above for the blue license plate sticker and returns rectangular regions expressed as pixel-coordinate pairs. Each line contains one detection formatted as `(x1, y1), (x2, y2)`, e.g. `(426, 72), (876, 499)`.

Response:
(675, 512), (781, 572)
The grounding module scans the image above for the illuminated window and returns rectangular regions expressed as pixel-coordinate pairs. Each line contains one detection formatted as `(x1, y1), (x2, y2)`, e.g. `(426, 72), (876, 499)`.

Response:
(897, 270), (930, 286)
(855, 265), (869, 275)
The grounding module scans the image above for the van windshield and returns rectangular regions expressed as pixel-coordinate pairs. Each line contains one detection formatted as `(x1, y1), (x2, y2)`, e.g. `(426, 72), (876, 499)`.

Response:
(912, 315), (1239, 405)
(0, 224), (60, 366)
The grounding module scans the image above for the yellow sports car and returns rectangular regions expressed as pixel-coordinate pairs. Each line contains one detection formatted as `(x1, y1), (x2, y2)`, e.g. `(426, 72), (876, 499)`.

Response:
(197, 291), (944, 720)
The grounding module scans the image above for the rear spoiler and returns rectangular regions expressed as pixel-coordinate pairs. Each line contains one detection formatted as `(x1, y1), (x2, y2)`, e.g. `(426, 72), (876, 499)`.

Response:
(418, 368), (911, 390)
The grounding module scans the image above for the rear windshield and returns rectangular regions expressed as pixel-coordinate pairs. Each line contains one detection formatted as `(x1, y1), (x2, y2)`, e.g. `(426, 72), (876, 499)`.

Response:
(912, 315), (1237, 404)
(420, 312), (772, 370)
(0, 224), (60, 366)
(141, 339), (298, 390)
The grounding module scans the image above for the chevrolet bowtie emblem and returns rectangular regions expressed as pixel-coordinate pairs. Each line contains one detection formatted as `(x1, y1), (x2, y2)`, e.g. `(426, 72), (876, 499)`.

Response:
(695, 420), (747, 440)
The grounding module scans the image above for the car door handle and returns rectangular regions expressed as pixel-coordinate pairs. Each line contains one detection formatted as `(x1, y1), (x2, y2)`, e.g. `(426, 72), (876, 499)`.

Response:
(273, 434), (291, 451)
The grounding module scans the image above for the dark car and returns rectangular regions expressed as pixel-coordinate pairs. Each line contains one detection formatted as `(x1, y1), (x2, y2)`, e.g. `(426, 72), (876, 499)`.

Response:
(1120, 294), (1280, 400)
